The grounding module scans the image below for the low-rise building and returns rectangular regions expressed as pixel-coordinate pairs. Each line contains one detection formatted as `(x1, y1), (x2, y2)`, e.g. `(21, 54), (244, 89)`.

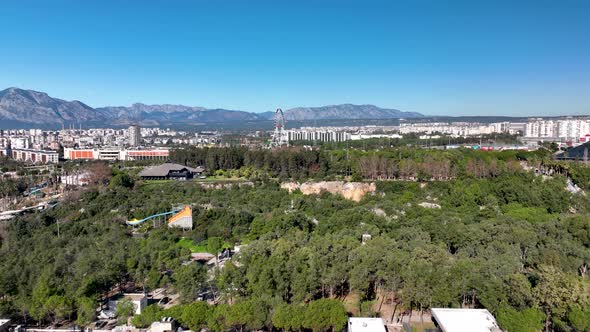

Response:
(147, 317), (176, 332)
(11, 148), (59, 164)
(64, 148), (169, 161)
(347, 317), (386, 332)
(139, 163), (205, 180)
(108, 293), (148, 316)
(430, 308), (502, 332)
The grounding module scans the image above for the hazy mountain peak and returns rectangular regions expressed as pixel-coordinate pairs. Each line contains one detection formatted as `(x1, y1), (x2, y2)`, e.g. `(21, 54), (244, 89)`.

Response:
(0, 87), (423, 128)
(282, 103), (422, 121)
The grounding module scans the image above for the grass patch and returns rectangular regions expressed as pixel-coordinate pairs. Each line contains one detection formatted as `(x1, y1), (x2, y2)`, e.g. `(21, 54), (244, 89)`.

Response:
(177, 238), (207, 252)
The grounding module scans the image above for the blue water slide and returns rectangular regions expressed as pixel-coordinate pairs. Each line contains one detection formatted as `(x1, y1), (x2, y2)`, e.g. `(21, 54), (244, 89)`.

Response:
(126, 209), (180, 226)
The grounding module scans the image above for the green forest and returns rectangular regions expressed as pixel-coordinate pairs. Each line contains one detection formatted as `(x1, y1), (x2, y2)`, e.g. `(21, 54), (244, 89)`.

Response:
(1, 147), (590, 332)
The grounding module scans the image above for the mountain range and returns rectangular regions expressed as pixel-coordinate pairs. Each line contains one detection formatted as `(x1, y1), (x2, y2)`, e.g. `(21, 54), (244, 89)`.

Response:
(0, 87), (423, 128)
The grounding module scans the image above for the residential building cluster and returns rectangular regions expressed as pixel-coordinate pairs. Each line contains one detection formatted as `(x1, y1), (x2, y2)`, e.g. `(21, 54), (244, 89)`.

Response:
(399, 121), (524, 136)
(524, 117), (590, 141)
(284, 126), (403, 143)
(0, 124), (223, 164)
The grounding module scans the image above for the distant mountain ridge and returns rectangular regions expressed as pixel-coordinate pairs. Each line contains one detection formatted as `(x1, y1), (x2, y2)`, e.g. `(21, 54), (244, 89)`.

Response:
(0, 87), (423, 128)
(281, 104), (423, 120)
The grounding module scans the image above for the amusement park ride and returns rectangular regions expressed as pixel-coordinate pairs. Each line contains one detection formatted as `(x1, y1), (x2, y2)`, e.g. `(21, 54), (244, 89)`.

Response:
(270, 108), (288, 147)
(126, 205), (193, 230)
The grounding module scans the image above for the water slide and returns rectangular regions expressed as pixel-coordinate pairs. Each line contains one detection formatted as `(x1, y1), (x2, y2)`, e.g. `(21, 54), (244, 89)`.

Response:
(126, 209), (181, 226)
(0, 194), (63, 219)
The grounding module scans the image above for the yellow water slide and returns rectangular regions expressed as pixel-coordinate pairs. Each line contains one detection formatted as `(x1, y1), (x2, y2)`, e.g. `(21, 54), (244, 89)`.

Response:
(167, 205), (193, 229)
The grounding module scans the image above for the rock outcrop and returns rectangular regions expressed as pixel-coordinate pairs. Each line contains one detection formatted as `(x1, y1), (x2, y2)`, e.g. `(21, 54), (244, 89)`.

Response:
(281, 181), (376, 202)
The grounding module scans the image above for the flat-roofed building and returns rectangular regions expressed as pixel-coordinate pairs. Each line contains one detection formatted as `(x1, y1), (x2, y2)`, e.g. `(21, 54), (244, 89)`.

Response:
(108, 293), (147, 316)
(347, 318), (386, 332)
(64, 148), (169, 161)
(431, 308), (502, 332)
(139, 163), (205, 180)
(11, 148), (58, 164)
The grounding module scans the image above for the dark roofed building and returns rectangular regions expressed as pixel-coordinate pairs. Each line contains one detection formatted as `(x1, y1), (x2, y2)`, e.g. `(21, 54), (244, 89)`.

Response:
(556, 142), (590, 161)
(139, 163), (205, 180)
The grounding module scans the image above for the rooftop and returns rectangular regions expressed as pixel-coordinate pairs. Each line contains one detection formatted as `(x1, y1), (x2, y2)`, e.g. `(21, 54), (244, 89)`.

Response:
(431, 308), (502, 332)
(139, 163), (205, 177)
(348, 318), (386, 332)
(556, 141), (590, 160)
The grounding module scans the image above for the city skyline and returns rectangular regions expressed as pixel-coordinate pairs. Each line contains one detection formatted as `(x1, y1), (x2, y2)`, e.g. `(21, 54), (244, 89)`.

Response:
(1, 0), (589, 116)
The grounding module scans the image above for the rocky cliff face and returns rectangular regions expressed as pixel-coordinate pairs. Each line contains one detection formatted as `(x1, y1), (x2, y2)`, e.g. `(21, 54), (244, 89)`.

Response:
(281, 181), (376, 202)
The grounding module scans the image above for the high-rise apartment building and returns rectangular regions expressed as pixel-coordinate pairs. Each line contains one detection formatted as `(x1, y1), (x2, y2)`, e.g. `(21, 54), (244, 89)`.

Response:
(128, 125), (141, 147)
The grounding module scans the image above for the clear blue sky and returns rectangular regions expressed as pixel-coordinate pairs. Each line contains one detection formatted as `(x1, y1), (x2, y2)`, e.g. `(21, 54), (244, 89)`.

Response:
(1, 0), (589, 116)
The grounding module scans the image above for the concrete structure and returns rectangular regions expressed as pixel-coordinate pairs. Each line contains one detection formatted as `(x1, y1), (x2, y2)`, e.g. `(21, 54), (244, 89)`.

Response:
(147, 317), (176, 332)
(347, 318), (386, 332)
(10, 148), (59, 164)
(167, 205), (193, 229)
(108, 293), (147, 316)
(64, 148), (169, 161)
(139, 163), (205, 180)
(430, 308), (502, 332)
(128, 125), (141, 147)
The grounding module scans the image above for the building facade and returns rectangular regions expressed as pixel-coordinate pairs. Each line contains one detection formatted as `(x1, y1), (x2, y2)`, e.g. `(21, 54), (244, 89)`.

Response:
(64, 148), (169, 161)
(525, 118), (590, 141)
(9, 148), (59, 164)
(286, 129), (351, 142)
(128, 125), (141, 147)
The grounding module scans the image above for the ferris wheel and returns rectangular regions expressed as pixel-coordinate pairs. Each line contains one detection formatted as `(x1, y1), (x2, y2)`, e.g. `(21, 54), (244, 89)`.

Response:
(271, 108), (288, 147)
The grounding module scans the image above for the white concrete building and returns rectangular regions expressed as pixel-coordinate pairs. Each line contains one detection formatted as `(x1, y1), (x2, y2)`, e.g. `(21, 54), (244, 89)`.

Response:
(347, 318), (386, 332)
(108, 293), (147, 316)
(11, 148), (59, 164)
(286, 128), (351, 142)
(525, 118), (590, 140)
(431, 308), (502, 332)
(399, 122), (511, 136)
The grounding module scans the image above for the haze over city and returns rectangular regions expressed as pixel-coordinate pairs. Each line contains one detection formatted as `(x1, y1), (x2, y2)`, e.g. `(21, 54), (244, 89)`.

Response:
(1, 0), (589, 116)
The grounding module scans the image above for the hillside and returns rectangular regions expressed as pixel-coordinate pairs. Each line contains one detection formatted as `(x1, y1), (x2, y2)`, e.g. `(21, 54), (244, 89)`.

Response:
(0, 87), (106, 126)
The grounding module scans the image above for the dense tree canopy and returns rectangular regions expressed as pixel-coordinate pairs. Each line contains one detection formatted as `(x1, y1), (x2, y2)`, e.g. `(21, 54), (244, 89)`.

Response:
(2, 147), (590, 331)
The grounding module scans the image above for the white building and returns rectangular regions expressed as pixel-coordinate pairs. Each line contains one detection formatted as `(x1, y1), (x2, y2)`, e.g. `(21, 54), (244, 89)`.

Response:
(431, 308), (502, 332)
(108, 293), (147, 316)
(147, 317), (176, 332)
(286, 128), (351, 143)
(525, 118), (590, 140)
(10, 148), (59, 164)
(347, 318), (386, 332)
(399, 122), (511, 136)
